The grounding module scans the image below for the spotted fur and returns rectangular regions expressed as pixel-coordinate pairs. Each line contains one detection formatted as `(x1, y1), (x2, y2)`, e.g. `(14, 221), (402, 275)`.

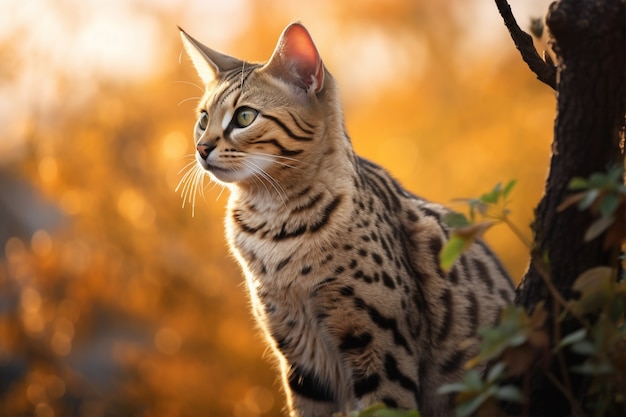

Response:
(179, 23), (515, 417)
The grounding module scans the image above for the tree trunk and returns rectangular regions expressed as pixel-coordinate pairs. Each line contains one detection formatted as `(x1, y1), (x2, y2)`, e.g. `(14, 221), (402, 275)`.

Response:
(513, 0), (625, 416)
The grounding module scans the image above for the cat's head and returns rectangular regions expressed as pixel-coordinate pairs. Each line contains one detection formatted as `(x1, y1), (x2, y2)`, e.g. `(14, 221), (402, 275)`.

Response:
(180, 23), (343, 191)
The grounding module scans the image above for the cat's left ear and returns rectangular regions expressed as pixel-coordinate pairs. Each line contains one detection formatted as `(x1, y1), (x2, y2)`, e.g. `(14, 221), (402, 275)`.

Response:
(265, 23), (324, 94)
(179, 27), (243, 84)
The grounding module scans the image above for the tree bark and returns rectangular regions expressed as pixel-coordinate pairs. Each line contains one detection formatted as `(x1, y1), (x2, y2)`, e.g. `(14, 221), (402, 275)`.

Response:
(512, 0), (625, 415)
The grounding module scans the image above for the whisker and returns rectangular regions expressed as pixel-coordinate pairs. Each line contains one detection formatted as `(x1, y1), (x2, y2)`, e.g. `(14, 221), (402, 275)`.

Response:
(176, 163), (198, 194)
(175, 160), (208, 217)
(250, 151), (312, 167)
(240, 61), (246, 91)
(173, 80), (205, 93)
(192, 167), (206, 217)
(177, 158), (198, 176)
(177, 169), (193, 197)
(215, 183), (227, 201)
(178, 96), (202, 107)
(242, 160), (288, 207)
(242, 161), (271, 195)
(248, 154), (301, 170)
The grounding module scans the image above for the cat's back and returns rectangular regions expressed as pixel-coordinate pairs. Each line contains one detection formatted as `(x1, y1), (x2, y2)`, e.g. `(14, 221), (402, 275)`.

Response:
(353, 157), (515, 414)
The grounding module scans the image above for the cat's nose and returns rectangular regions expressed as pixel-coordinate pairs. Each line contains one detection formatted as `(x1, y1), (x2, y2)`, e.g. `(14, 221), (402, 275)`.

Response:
(196, 143), (215, 160)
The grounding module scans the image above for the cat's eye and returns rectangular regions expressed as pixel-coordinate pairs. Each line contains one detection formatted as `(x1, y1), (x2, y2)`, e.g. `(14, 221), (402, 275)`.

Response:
(233, 107), (258, 128)
(196, 111), (208, 132)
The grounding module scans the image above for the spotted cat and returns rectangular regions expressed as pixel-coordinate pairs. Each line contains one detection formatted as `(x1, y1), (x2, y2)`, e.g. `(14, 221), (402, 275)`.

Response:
(179, 23), (515, 417)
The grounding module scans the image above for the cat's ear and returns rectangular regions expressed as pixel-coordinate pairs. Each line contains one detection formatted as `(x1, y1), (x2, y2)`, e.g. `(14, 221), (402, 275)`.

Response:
(179, 27), (243, 84)
(265, 23), (324, 94)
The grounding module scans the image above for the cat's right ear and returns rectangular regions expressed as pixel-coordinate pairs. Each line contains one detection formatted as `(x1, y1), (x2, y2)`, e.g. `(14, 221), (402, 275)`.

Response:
(179, 27), (243, 84)
(264, 23), (324, 94)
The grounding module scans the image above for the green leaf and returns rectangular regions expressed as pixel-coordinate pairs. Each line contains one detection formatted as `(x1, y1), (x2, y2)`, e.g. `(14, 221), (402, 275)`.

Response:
(437, 383), (469, 395)
(588, 172), (608, 188)
(486, 362), (506, 384)
(442, 212), (471, 229)
(455, 390), (492, 417)
(373, 408), (420, 417)
(554, 328), (587, 352)
(571, 360), (614, 376)
(608, 165), (624, 181)
(570, 340), (596, 356)
(578, 189), (599, 211)
(480, 183), (501, 204)
(351, 403), (386, 417)
(463, 369), (484, 391)
(573, 267), (614, 293)
(599, 193), (621, 218)
(471, 306), (531, 365)
(502, 180), (517, 199)
(568, 177), (589, 190)
(571, 267), (614, 315)
(349, 404), (420, 417)
(493, 385), (524, 403)
(507, 333), (528, 347)
(440, 234), (468, 272)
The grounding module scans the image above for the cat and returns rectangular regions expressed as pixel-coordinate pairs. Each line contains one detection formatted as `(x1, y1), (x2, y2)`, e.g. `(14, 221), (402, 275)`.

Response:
(178, 22), (515, 417)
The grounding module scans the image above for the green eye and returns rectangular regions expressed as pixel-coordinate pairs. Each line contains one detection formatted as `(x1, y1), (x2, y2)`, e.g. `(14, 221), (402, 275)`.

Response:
(196, 111), (208, 132)
(234, 107), (258, 128)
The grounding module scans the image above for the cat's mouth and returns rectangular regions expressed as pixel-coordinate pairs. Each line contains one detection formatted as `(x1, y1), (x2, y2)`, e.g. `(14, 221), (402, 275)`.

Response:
(197, 152), (226, 172)
(197, 158), (250, 184)
(198, 154), (275, 185)
(204, 162), (230, 173)
(199, 159), (237, 182)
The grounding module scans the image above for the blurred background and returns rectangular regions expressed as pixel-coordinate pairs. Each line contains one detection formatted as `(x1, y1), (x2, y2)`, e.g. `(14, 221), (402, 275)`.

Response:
(0, 0), (554, 416)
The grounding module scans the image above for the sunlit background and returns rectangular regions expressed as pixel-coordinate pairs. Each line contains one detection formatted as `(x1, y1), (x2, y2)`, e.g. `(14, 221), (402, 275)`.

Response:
(0, 1), (554, 416)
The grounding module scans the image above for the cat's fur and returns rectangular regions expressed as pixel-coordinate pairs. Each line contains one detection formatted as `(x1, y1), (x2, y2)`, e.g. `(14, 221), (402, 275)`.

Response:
(179, 23), (515, 417)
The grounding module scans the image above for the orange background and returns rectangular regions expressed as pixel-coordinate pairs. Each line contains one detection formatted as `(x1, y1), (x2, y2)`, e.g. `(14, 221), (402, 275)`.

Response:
(0, 1), (554, 416)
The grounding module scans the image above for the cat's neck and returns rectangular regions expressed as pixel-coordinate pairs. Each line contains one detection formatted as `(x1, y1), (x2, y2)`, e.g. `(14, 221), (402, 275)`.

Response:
(230, 135), (357, 215)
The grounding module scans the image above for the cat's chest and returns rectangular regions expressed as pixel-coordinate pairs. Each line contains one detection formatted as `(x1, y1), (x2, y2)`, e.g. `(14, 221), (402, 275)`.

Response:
(224, 197), (414, 309)
(224, 192), (357, 279)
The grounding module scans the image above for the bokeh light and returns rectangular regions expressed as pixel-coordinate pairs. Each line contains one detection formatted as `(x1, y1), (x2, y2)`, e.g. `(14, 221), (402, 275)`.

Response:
(0, 0), (554, 416)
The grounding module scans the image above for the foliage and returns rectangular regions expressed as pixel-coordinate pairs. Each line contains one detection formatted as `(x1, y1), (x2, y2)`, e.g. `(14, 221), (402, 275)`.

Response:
(558, 166), (626, 245)
(438, 364), (523, 417)
(439, 168), (626, 417)
(335, 403), (420, 417)
(466, 304), (549, 372)
(440, 180), (525, 271)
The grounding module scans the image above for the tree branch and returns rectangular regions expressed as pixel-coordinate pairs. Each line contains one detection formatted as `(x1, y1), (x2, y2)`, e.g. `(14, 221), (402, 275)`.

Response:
(494, 0), (557, 90)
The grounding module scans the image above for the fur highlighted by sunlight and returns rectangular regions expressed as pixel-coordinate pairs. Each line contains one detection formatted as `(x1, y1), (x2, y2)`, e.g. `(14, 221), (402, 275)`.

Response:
(179, 22), (515, 417)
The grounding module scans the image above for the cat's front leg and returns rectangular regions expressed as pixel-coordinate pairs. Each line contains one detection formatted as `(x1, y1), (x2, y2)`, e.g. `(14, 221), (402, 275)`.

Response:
(339, 344), (421, 412)
(321, 299), (422, 413)
(287, 395), (337, 417)
(280, 362), (340, 417)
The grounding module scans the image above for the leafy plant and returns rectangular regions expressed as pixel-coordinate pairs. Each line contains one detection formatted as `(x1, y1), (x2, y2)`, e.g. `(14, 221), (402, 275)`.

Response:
(439, 170), (625, 417)
(558, 267), (626, 416)
(440, 180), (529, 271)
(439, 363), (523, 417)
(558, 165), (626, 245)
(334, 403), (420, 417)
(466, 304), (549, 373)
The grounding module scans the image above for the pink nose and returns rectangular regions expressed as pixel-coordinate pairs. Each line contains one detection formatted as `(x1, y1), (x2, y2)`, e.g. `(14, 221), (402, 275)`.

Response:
(196, 143), (214, 159)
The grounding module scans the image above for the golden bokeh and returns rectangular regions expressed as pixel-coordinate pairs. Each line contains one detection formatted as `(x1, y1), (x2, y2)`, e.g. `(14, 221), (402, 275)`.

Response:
(0, 0), (555, 416)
